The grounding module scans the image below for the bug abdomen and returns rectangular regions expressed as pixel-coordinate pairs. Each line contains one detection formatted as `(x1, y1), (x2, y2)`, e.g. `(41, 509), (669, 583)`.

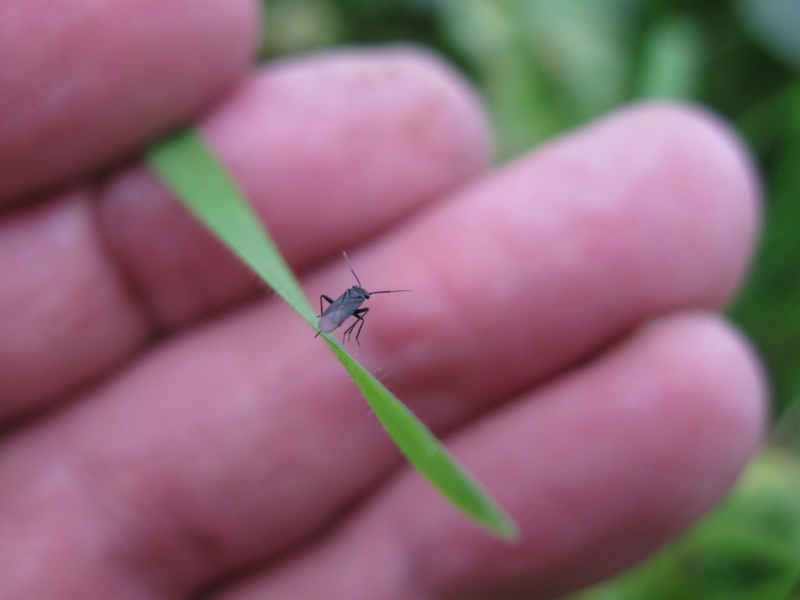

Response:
(317, 288), (367, 333)
(318, 310), (347, 333)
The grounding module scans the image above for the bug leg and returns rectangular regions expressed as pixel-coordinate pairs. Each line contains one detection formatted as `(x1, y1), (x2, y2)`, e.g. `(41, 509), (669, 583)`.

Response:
(343, 308), (369, 346)
(318, 294), (334, 317)
(353, 308), (369, 344)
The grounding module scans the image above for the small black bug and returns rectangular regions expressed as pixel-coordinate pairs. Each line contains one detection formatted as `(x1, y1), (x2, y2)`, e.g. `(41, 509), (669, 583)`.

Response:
(316, 252), (411, 345)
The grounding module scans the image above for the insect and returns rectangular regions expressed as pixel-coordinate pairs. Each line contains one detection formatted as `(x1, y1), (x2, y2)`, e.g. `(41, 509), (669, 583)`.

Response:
(316, 252), (411, 345)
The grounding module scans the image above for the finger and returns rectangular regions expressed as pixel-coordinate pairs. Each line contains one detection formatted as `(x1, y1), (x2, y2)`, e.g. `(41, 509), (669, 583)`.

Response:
(0, 192), (150, 417)
(100, 47), (489, 326)
(0, 48), (489, 418)
(0, 0), (259, 203)
(0, 104), (759, 598)
(221, 313), (765, 600)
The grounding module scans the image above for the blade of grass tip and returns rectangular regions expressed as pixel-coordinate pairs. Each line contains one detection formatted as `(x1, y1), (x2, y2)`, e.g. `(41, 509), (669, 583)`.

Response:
(327, 340), (519, 540)
(145, 126), (519, 540)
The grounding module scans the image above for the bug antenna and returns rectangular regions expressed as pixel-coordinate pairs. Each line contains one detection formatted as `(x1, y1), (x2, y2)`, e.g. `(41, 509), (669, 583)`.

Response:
(342, 251), (362, 287)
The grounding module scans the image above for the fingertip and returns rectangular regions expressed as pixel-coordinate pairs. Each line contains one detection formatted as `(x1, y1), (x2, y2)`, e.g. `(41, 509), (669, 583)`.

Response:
(526, 101), (762, 310)
(581, 103), (762, 299)
(634, 310), (768, 481)
(200, 45), (492, 250)
(0, 0), (261, 202)
(603, 102), (761, 224)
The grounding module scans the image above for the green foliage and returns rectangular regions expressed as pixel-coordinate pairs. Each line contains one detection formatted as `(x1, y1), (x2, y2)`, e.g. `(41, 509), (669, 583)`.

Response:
(146, 128), (518, 540)
(731, 85), (800, 416)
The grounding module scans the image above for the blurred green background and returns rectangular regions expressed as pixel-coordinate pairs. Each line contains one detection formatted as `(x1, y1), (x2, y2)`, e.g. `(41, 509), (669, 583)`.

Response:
(259, 1), (800, 597)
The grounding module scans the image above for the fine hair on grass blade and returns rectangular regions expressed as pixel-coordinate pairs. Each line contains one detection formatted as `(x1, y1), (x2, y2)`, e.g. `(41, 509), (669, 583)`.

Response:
(146, 127), (519, 540)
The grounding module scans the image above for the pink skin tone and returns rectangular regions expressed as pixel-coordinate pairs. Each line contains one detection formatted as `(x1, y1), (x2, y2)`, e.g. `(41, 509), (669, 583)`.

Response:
(0, 1), (765, 599)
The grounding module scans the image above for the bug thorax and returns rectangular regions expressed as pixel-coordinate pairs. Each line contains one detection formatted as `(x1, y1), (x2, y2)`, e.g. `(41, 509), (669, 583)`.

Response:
(349, 286), (370, 299)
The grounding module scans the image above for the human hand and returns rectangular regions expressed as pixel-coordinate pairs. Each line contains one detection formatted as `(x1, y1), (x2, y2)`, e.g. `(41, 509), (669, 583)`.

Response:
(0, 2), (765, 598)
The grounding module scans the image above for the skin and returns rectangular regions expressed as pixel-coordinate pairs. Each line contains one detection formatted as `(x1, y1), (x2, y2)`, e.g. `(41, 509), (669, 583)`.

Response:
(0, 2), (766, 599)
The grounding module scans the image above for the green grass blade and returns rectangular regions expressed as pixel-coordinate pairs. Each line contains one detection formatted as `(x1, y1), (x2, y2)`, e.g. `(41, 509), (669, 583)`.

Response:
(326, 340), (518, 539)
(146, 127), (519, 540)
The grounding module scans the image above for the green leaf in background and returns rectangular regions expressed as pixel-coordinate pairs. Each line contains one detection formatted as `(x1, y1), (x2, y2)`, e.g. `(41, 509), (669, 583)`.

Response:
(146, 127), (518, 541)
(736, 0), (800, 72)
(635, 15), (702, 99)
